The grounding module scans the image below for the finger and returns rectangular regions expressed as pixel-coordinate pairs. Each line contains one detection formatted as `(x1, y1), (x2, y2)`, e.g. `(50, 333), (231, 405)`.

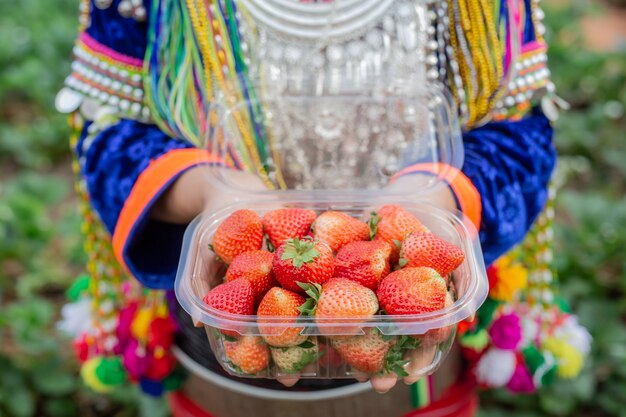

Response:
(370, 375), (398, 393)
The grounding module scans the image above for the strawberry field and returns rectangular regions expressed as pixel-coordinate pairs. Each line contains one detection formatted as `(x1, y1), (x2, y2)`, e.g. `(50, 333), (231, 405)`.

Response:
(0, 0), (625, 416)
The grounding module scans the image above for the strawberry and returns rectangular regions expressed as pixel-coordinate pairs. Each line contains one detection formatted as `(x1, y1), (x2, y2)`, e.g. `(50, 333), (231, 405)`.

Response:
(312, 211), (370, 253)
(417, 291), (456, 346)
(399, 232), (465, 277)
(299, 278), (378, 321)
(224, 336), (270, 375)
(272, 238), (334, 293)
(203, 280), (254, 338)
(334, 240), (392, 290)
(211, 209), (263, 264)
(225, 250), (278, 305)
(263, 208), (317, 250)
(257, 287), (308, 347)
(270, 338), (320, 373)
(331, 329), (394, 373)
(369, 205), (428, 262)
(332, 331), (420, 376)
(318, 342), (344, 369)
(377, 267), (447, 315)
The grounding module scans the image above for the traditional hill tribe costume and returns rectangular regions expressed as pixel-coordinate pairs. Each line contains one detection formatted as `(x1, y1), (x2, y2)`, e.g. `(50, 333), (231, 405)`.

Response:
(56, 1), (590, 416)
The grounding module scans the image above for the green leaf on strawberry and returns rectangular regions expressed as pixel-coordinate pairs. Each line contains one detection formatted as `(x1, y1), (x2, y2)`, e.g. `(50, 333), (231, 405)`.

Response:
(298, 340), (316, 349)
(296, 282), (322, 316)
(280, 238), (320, 268)
(291, 350), (322, 372)
(368, 212), (381, 240)
(383, 335), (421, 377)
(265, 234), (276, 253)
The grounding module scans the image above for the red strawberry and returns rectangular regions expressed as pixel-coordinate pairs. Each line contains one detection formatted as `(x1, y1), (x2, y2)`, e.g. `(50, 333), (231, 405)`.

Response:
(203, 280), (254, 338)
(400, 232), (465, 277)
(417, 291), (455, 346)
(330, 329), (395, 373)
(312, 211), (370, 252)
(270, 338), (319, 373)
(304, 278), (378, 321)
(370, 205), (428, 262)
(263, 208), (317, 250)
(224, 336), (270, 374)
(319, 342), (344, 369)
(334, 240), (392, 290)
(257, 287), (307, 347)
(272, 238), (334, 293)
(225, 250), (278, 305)
(377, 267), (447, 315)
(211, 209), (263, 264)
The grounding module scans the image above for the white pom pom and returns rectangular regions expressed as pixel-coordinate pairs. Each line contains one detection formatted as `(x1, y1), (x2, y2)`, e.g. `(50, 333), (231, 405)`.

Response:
(476, 348), (517, 387)
(521, 316), (539, 345)
(56, 299), (93, 337)
(555, 316), (592, 355)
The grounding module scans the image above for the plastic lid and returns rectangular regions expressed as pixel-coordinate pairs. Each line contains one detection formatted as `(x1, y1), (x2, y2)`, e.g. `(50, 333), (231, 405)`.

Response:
(201, 80), (463, 198)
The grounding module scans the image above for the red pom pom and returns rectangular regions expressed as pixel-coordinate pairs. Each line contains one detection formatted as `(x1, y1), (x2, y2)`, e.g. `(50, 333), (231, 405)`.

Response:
(148, 316), (177, 350)
(73, 335), (90, 363)
(144, 352), (176, 381)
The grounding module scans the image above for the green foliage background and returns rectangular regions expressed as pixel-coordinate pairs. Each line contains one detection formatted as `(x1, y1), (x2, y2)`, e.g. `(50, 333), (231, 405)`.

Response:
(0, 0), (624, 416)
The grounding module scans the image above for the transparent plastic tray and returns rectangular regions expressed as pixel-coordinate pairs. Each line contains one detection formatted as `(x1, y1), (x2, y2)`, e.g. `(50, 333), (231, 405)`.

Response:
(175, 199), (488, 382)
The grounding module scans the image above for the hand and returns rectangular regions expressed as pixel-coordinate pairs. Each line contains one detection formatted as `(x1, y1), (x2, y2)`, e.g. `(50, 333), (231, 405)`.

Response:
(150, 166), (269, 224)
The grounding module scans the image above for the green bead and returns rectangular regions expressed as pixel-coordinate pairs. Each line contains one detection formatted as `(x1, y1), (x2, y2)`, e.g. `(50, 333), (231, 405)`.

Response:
(66, 274), (92, 301)
(163, 368), (188, 391)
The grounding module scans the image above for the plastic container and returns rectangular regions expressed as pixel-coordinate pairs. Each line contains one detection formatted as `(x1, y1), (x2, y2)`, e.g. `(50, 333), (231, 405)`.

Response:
(175, 86), (489, 384)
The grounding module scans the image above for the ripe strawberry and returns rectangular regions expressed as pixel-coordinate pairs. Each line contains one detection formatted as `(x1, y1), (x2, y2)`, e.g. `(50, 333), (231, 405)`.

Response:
(334, 240), (392, 290)
(257, 287), (307, 347)
(417, 291), (455, 346)
(330, 329), (395, 373)
(225, 250), (277, 305)
(272, 238), (334, 293)
(369, 205), (428, 262)
(211, 209), (263, 264)
(301, 278), (378, 320)
(270, 338), (320, 373)
(377, 267), (447, 315)
(263, 208), (317, 250)
(224, 336), (270, 375)
(312, 211), (370, 253)
(203, 280), (254, 338)
(332, 330), (422, 376)
(399, 232), (465, 277)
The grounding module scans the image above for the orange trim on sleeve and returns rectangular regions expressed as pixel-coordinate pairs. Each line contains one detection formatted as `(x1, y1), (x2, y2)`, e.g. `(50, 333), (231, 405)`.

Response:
(392, 163), (482, 232)
(112, 148), (224, 269)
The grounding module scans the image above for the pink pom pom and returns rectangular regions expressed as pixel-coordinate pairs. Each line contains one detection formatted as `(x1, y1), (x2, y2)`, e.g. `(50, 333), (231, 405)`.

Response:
(507, 360), (535, 393)
(122, 340), (150, 380)
(489, 312), (522, 350)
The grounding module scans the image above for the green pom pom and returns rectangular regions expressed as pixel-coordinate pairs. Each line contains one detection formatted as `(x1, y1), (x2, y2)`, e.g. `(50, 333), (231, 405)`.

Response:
(460, 329), (489, 350)
(541, 364), (558, 386)
(474, 298), (501, 332)
(67, 274), (91, 301)
(95, 356), (127, 386)
(522, 345), (545, 374)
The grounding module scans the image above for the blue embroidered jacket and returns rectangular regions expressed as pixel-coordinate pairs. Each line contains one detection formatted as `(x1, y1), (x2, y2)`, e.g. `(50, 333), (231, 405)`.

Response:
(74, 0), (557, 289)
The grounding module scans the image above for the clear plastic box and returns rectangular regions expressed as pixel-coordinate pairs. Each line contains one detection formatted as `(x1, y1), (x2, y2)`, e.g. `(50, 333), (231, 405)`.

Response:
(174, 86), (489, 384)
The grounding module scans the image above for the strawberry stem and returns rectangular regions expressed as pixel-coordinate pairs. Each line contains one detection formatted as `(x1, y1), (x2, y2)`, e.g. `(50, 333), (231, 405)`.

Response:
(265, 234), (275, 253)
(368, 212), (381, 240)
(281, 238), (320, 268)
